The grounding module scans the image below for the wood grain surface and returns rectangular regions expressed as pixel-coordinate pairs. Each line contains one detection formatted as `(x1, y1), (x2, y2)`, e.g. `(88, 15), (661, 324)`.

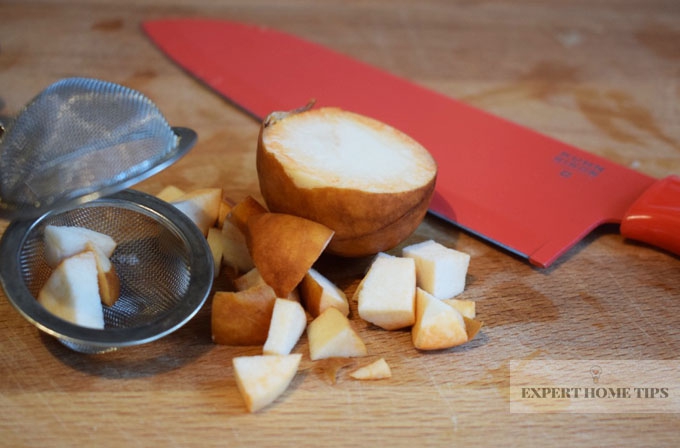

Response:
(1, 1), (679, 447)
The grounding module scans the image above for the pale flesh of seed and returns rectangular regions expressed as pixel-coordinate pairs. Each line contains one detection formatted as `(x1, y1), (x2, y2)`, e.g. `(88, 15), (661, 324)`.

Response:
(263, 110), (436, 193)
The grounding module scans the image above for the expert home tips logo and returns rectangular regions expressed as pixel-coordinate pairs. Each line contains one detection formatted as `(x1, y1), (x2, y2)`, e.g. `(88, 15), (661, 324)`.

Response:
(510, 360), (679, 413)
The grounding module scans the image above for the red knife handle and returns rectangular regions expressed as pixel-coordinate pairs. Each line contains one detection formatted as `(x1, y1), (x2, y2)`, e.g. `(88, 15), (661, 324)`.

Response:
(620, 175), (680, 256)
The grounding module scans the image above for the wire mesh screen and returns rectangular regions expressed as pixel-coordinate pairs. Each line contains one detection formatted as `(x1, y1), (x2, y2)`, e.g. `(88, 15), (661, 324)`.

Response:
(0, 78), (178, 212)
(19, 202), (192, 330)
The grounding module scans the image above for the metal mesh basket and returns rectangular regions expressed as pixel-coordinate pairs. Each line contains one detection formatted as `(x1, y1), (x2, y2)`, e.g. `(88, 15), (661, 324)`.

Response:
(0, 190), (214, 354)
(0, 78), (211, 353)
(0, 77), (195, 220)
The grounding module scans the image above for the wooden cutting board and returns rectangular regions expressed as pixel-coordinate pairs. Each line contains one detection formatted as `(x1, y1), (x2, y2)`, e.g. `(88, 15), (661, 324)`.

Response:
(1, 1), (679, 447)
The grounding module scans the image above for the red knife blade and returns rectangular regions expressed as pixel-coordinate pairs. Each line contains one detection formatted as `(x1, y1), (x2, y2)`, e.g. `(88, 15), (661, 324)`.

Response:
(142, 18), (679, 267)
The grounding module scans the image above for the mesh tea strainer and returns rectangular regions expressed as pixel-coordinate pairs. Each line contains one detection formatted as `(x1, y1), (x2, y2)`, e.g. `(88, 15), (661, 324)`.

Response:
(0, 77), (196, 220)
(0, 78), (213, 353)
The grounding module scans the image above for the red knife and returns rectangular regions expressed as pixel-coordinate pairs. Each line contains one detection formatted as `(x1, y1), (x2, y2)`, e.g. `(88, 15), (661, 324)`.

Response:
(142, 19), (679, 267)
